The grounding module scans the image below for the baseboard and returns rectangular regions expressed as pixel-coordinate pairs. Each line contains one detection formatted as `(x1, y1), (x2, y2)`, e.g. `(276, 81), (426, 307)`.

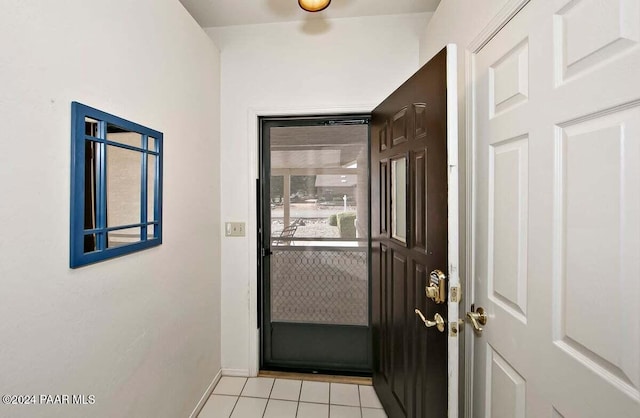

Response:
(222, 368), (251, 377)
(188, 369), (222, 418)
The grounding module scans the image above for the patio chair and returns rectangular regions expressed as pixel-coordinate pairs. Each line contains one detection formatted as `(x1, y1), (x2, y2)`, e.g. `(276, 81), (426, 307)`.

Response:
(272, 224), (297, 246)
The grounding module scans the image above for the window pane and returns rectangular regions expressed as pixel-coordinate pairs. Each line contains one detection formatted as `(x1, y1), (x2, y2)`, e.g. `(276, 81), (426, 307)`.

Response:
(148, 154), (156, 222)
(107, 123), (142, 148)
(148, 136), (156, 152)
(147, 224), (156, 239)
(85, 117), (99, 136)
(107, 145), (141, 227)
(83, 234), (97, 253)
(107, 227), (141, 248)
(269, 124), (369, 243)
(84, 140), (99, 233)
(391, 157), (407, 243)
(270, 175), (284, 238)
(268, 122), (369, 326)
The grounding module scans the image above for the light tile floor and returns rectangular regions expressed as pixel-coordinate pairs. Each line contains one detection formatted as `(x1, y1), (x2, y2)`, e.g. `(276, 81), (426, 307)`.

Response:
(199, 377), (387, 418)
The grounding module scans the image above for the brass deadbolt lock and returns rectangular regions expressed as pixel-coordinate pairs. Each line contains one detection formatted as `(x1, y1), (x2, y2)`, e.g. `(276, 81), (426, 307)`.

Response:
(426, 269), (446, 304)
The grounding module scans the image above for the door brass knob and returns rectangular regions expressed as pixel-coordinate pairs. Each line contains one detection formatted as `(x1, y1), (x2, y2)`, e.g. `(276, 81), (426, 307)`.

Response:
(415, 309), (446, 332)
(466, 306), (487, 333)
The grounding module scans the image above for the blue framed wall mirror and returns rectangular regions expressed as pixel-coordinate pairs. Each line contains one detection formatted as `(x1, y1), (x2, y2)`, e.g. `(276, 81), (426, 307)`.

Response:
(70, 102), (163, 268)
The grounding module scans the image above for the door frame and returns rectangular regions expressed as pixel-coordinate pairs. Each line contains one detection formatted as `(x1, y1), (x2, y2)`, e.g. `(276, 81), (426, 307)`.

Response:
(464, 0), (531, 416)
(445, 43), (461, 418)
(258, 113), (372, 374)
(246, 104), (378, 376)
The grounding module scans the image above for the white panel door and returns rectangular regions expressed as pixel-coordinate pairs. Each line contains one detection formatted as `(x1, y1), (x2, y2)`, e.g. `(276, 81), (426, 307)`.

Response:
(471, 0), (640, 417)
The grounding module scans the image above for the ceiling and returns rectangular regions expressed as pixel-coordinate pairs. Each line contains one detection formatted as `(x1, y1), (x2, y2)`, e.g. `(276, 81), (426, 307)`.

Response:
(179, 0), (441, 28)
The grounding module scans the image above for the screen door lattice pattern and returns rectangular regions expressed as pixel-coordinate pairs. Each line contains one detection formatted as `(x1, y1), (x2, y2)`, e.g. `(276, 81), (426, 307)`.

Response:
(271, 249), (368, 326)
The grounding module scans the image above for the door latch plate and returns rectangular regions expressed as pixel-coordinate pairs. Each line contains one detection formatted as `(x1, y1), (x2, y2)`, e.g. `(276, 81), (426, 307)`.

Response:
(450, 285), (461, 303)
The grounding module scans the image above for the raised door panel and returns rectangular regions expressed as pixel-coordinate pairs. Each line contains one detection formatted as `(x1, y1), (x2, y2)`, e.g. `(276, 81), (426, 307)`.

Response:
(554, 105), (640, 397)
(486, 345), (526, 418)
(380, 122), (389, 152)
(554, 0), (640, 83)
(490, 39), (530, 117)
(488, 136), (529, 322)
(380, 161), (389, 236)
(413, 104), (428, 140)
(380, 244), (390, 380)
(392, 107), (409, 147)
(412, 262), (428, 418)
(413, 149), (427, 252)
(391, 250), (408, 412)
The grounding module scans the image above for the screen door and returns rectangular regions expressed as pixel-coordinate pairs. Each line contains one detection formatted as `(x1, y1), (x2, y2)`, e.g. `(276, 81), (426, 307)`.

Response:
(259, 115), (371, 374)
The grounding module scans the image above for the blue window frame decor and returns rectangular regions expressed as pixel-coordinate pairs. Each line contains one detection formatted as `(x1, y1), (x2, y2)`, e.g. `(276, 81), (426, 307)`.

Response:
(70, 102), (163, 268)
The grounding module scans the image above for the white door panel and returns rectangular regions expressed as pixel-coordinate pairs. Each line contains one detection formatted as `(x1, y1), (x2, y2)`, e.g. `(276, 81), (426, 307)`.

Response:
(472, 0), (640, 416)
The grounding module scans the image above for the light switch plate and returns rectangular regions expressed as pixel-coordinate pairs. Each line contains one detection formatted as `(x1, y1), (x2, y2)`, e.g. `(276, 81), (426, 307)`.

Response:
(225, 222), (246, 237)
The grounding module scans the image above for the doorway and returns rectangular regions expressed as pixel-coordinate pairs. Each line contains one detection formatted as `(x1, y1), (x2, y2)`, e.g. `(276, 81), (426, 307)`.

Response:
(259, 115), (372, 374)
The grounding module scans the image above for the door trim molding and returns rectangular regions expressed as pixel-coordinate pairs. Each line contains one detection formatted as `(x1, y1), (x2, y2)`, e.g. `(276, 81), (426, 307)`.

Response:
(445, 43), (460, 418)
(464, 1), (530, 417)
(246, 103), (377, 377)
(468, 0), (531, 53)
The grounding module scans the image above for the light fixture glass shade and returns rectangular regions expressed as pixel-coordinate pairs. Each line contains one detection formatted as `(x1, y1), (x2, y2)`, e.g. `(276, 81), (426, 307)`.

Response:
(298, 0), (331, 12)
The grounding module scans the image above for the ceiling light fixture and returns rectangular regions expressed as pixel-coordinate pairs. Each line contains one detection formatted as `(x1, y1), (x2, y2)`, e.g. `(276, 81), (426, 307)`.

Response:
(298, 0), (331, 13)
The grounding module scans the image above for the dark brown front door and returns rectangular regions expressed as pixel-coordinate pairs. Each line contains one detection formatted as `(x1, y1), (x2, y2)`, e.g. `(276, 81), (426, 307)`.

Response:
(371, 48), (449, 417)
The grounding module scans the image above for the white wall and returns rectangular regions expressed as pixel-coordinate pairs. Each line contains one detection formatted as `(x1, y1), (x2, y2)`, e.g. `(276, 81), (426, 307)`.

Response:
(207, 13), (431, 374)
(419, 0), (513, 63)
(0, 1), (221, 417)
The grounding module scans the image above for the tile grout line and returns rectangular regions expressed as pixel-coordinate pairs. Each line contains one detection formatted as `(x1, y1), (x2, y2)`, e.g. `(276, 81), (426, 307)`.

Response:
(227, 377), (248, 418)
(259, 378), (266, 418)
(358, 385), (363, 418)
(267, 378), (275, 399)
(260, 397), (267, 418)
(227, 395), (240, 418)
(261, 377), (276, 418)
(295, 380), (304, 418)
(293, 399), (330, 405)
(327, 383), (331, 418)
